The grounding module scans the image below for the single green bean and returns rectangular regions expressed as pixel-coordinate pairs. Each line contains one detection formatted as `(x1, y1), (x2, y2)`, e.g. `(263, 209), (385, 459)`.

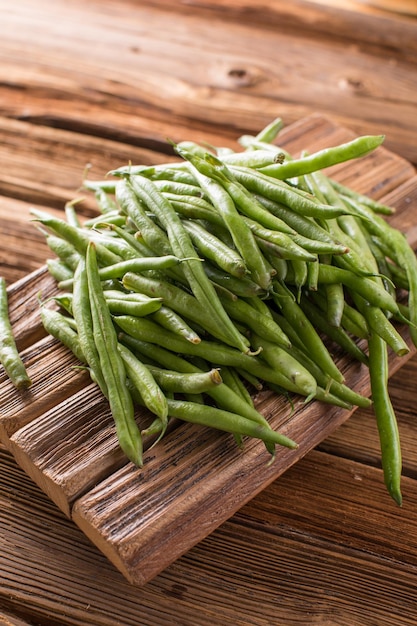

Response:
(147, 365), (222, 394)
(258, 135), (385, 179)
(368, 331), (402, 505)
(118, 342), (168, 427)
(86, 242), (143, 466)
(151, 305), (202, 344)
(0, 277), (31, 389)
(40, 306), (86, 365)
(165, 397), (297, 449)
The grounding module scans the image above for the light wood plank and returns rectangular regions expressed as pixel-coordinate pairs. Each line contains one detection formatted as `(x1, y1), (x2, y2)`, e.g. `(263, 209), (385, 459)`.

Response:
(1, 0), (417, 165)
(2, 444), (417, 625)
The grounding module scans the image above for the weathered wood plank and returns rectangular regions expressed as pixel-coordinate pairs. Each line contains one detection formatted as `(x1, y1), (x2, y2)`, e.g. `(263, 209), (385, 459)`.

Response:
(2, 0), (417, 165)
(143, 0), (417, 55)
(2, 443), (417, 625)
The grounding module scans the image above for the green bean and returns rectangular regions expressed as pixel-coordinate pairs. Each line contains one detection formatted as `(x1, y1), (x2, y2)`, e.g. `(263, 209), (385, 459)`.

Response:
(251, 334), (317, 400)
(244, 295), (273, 319)
(218, 366), (254, 406)
(165, 397), (297, 449)
(72, 254), (107, 396)
(242, 217), (317, 262)
(254, 194), (349, 251)
(258, 135), (385, 179)
(203, 263), (266, 298)
(311, 289), (369, 340)
(343, 195), (417, 346)
(117, 342), (168, 427)
(46, 235), (81, 270)
(323, 282), (345, 328)
(368, 331), (402, 505)
(164, 193), (225, 226)
(153, 179), (207, 198)
(107, 298), (163, 317)
(83, 179), (117, 194)
(122, 271), (239, 346)
(0, 277), (31, 389)
(221, 149), (284, 169)
(40, 306), (86, 365)
(316, 264), (406, 319)
(290, 260), (308, 298)
(116, 178), (172, 255)
(86, 242), (143, 466)
(219, 294), (291, 348)
(118, 333), (274, 429)
(147, 365), (222, 394)
(182, 220), (248, 278)
(178, 152), (273, 291)
(229, 167), (349, 219)
(351, 293), (409, 357)
(46, 259), (74, 283)
(298, 295), (369, 365)
(95, 254), (187, 281)
(272, 314), (371, 408)
(306, 260), (319, 292)
(31, 209), (122, 267)
(115, 315), (317, 395)
(330, 178), (395, 215)
(151, 305), (201, 344)
(84, 211), (126, 229)
(128, 173), (250, 352)
(272, 280), (345, 383)
(254, 117), (284, 143)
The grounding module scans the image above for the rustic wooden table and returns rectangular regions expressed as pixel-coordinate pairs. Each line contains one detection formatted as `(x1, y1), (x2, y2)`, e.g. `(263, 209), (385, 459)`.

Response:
(1, 0), (417, 624)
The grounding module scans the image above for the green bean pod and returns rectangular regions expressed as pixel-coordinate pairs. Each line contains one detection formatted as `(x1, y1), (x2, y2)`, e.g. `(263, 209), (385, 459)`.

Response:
(165, 397), (297, 450)
(368, 331), (403, 505)
(86, 242), (143, 466)
(118, 342), (168, 427)
(258, 134), (385, 179)
(0, 277), (31, 389)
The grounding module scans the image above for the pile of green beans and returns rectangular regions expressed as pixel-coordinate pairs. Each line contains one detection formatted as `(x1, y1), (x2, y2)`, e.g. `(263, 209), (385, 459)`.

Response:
(31, 118), (417, 504)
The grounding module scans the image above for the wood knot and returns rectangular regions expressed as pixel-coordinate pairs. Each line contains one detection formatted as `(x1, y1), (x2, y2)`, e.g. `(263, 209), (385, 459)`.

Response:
(227, 67), (256, 87)
(338, 76), (366, 92)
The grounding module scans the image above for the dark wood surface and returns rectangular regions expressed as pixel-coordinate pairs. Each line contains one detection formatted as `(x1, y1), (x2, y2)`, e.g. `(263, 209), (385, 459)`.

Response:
(1, 0), (417, 623)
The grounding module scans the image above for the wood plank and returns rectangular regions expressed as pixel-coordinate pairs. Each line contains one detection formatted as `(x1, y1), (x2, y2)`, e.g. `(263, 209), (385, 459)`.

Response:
(1, 114), (414, 585)
(143, 0), (417, 55)
(2, 443), (417, 625)
(2, 0), (417, 166)
(0, 611), (33, 626)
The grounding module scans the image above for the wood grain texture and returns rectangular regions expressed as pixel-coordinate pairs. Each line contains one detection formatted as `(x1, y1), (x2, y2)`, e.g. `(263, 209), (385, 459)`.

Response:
(2, 435), (417, 625)
(1, 114), (416, 587)
(1, 0), (417, 167)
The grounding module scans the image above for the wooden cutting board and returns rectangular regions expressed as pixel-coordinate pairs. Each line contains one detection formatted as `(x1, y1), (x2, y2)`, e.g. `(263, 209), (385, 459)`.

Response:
(1, 114), (416, 586)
